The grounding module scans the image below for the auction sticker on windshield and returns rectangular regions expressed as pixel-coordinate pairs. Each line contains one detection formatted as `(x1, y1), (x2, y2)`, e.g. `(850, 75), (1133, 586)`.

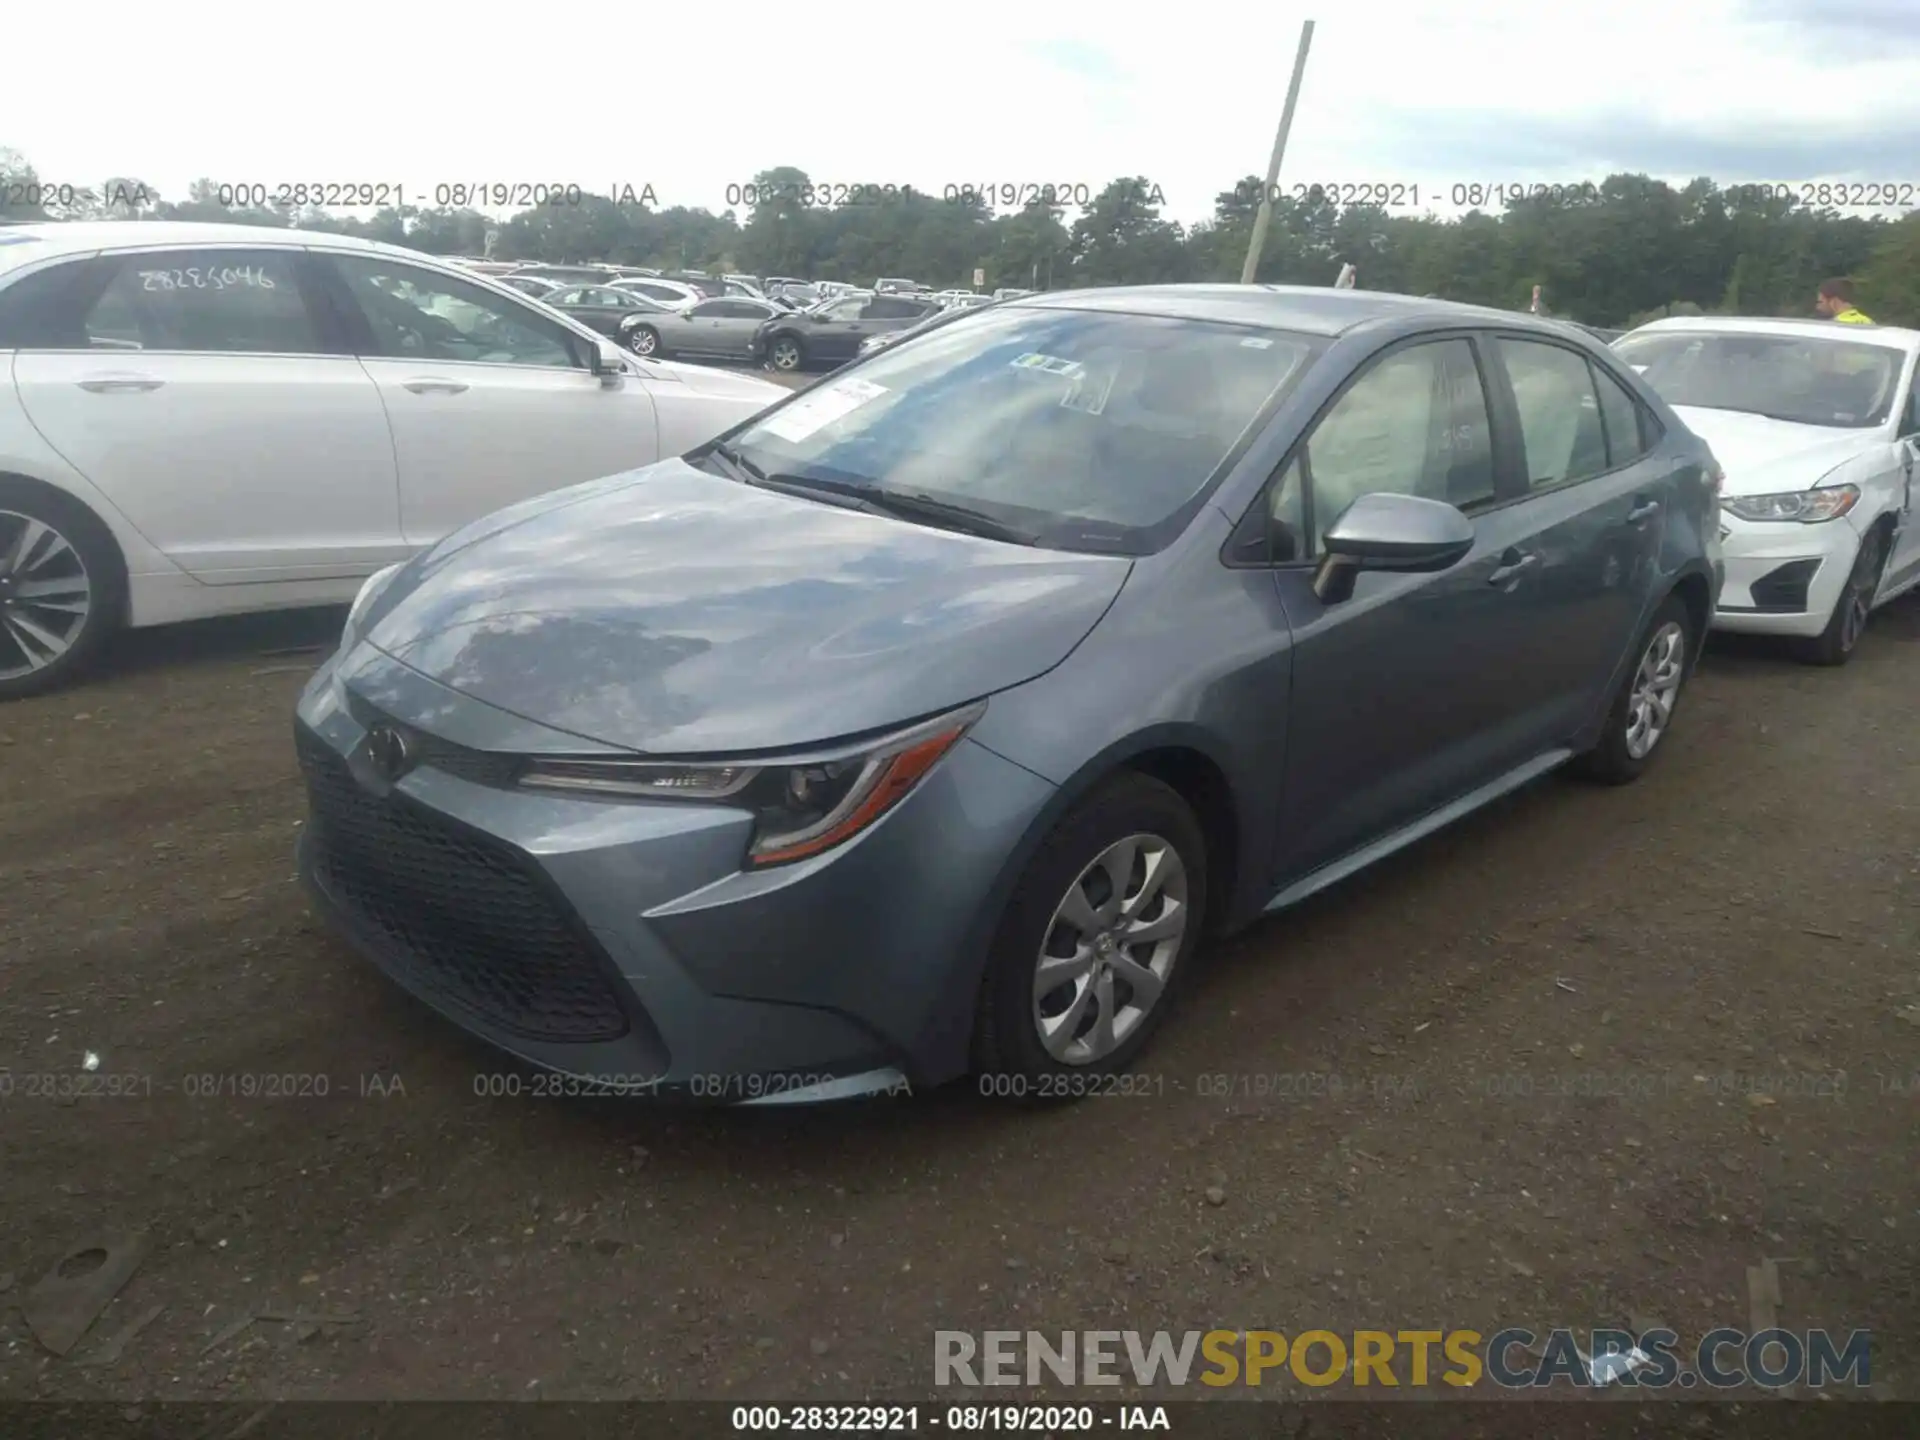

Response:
(1011, 352), (1084, 377)
(759, 376), (890, 443)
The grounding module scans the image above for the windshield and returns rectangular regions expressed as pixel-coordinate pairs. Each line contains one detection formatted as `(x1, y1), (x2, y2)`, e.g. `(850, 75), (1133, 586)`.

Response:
(1614, 330), (1904, 429)
(726, 304), (1319, 554)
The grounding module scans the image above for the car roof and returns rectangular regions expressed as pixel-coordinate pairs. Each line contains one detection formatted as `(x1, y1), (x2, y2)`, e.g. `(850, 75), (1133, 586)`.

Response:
(1622, 313), (1920, 352)
(1015, 283), (1583, 338)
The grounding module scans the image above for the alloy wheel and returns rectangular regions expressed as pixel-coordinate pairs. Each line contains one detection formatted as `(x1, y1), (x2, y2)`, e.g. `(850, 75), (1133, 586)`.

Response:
(1032, 833), (1188, 1065)
(0, 510), (93, 681)
(771, 339), (802, 371)
(627, 328), (657, 356)
(1624, 620), (1686, 760)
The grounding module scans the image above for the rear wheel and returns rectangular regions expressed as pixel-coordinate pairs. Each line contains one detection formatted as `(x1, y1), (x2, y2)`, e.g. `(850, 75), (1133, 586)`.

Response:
(625, 325), (660, 357)
(972, 774), (1207, 1099)
(1568, 594), (1693, 785)
(0, 483), (125, 701)
(1796, 527), (1885, 667)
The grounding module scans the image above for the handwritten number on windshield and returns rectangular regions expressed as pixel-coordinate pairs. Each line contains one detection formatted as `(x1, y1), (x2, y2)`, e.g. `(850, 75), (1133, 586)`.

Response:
(140, 266), (279, 293)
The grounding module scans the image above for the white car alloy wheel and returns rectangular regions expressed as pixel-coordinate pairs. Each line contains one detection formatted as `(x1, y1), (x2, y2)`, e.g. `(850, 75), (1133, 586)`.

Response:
(0, 509), (94, 684)
(1032, 832), (1188, 1065)
(1623, 619), (1686, 760)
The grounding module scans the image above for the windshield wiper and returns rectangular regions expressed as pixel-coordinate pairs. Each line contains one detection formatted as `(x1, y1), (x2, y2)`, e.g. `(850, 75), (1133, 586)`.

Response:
(857, 490), (1040, 545)
(708, 454), (1040, 543)
(706, 438), (767, 482)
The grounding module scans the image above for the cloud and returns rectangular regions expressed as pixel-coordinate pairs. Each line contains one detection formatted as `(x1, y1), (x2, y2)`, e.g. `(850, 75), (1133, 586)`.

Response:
(2, 0), (1916, 226)
(1348, 104), (1920, 187)
(1737, 0), (1920, 55)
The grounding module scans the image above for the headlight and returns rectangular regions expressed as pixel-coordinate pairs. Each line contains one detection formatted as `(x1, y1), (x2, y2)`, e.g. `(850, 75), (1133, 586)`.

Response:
(518, 701), (985, 866)
(1721, 484), (1860, 524)
(342, 562), (403, 644)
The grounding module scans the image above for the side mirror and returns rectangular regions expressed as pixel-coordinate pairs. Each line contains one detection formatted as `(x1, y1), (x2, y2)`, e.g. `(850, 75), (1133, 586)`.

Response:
(1311, 492), (1475, 604)
(590, 340), (625, 378)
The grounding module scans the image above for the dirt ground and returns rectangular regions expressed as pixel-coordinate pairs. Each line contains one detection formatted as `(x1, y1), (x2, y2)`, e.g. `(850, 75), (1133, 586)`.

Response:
(2, 557), (1917, 1408)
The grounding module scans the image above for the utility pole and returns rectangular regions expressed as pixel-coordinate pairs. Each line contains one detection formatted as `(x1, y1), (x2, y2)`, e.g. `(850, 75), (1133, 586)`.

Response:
(1240, 19), (1316, 285)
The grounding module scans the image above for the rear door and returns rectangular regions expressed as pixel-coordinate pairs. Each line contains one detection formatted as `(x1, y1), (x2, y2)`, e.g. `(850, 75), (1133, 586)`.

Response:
(9, 244), (403, 582)
(698, 299), (774, 359)
(1482, 332), (1674, 733)
(316, 251), (660, 548)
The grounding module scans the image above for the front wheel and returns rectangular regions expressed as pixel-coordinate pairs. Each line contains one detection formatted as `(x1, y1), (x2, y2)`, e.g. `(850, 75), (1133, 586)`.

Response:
(1796, 528), (1885, 667)
(625, 325), (659, 357)
(767, 335), (805, 372)
(972, 773), (1208, 1098)
(0, 485), (125, 701)
(1568, 594), (1694, 785)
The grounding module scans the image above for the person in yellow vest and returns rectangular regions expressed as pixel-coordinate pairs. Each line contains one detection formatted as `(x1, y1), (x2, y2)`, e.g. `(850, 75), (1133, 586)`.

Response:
(1816, 278), (1874, 324)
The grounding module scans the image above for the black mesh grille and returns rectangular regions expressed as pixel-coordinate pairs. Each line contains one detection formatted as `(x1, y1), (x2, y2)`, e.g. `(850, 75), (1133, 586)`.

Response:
(298, 725), (630, 1043)
(1749, 559), (1820, 613)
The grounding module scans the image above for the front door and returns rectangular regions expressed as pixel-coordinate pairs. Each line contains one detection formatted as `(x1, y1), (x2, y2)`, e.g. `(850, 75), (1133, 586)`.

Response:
(1271, 333), (1551, 884)
(318, 253), (661, 548)
(1882, 357), (1920, 592)
(10, 245), (402, 582)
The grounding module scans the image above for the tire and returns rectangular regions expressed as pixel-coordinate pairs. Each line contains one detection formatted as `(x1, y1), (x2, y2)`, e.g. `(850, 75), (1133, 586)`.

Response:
(767, 334), (805, 372)
(625, 325), (660, 357)
(0, 482), (126, 701)
(1795, 526), (1886, 667)
(972, 773), (1208, 1099)
(1568, 593), (1694, 786)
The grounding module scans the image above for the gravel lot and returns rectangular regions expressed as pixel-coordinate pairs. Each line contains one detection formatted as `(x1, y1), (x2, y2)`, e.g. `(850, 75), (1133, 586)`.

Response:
(1, 455), (1917, 1409)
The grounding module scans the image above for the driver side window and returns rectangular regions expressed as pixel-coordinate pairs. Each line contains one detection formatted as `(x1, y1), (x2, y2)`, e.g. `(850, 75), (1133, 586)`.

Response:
(329, 255), (582, 369)
(1275, 337), (1496, 556)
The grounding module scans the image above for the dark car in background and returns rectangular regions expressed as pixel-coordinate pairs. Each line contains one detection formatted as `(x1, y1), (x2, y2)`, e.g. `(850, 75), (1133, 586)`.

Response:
(856, 297), (992, 356)
(752, 292), (942, 372)
(621, 296), (786, 362)
(296, 285), (1721, 1101)
(542, 283), (676, 338)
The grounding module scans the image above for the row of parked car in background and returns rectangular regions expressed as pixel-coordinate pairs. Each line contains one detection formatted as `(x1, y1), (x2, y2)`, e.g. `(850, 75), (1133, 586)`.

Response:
(2, 215), (1917, 1102)
(0, 217), (1914, 706)
(457, 256), (1025, 371)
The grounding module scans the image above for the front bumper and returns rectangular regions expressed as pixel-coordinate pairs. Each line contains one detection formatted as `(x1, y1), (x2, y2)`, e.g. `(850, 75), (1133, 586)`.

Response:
(1709, 508), (1866, 638)
(293, 645), (1055, 1102)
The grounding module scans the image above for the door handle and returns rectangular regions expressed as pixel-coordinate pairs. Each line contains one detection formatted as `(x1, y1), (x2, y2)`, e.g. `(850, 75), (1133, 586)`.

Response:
(1487, 550), (1540, 586)
(1626, 498), (1662, 524)
(401, 378), (469, 394)
(77, 375), (163, 393)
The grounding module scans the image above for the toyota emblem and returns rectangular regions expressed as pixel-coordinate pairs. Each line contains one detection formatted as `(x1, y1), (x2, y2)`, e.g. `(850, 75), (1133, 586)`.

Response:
(364, 724), (413, 781)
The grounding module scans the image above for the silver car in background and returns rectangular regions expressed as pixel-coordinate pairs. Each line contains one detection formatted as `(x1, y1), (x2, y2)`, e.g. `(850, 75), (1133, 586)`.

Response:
(621, 295), (787, 362)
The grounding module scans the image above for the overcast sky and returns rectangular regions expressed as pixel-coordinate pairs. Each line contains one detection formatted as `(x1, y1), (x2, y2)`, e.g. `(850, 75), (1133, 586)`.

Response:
(6, 0), (1918, 225)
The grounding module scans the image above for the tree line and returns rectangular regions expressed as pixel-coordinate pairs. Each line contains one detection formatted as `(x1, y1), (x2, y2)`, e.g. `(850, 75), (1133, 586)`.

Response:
(5, 150), (1918, 328)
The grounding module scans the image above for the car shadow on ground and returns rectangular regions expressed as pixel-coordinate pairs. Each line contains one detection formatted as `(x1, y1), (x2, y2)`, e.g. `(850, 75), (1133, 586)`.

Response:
(93, 605), (350, 683)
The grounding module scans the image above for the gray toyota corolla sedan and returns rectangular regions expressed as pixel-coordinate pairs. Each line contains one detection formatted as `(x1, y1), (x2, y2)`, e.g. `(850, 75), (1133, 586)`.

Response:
(295, 285), (1722, 1105)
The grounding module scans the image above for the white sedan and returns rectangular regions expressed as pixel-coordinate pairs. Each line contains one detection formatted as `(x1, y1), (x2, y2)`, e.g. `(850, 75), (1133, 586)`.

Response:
(0, 221), (786, 698)
(1616, 316), (1920, 664)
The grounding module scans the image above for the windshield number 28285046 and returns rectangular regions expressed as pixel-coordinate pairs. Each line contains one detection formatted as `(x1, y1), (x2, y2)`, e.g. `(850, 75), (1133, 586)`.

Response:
(139, 266), (277, 292)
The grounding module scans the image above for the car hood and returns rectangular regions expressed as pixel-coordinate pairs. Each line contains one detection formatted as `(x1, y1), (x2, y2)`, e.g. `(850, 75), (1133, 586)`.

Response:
(1670, 406), (1889, 495)
(362, 460), (1132, 754)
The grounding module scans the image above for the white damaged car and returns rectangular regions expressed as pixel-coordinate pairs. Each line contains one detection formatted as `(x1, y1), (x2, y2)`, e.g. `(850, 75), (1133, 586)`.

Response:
(1616, 317), (1920, 664)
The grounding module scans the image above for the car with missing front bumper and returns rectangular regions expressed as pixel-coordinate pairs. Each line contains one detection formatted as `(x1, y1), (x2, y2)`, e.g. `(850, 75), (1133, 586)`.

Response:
(1616, 317), (1920, 665)
(296, 285), (1720, 1105)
